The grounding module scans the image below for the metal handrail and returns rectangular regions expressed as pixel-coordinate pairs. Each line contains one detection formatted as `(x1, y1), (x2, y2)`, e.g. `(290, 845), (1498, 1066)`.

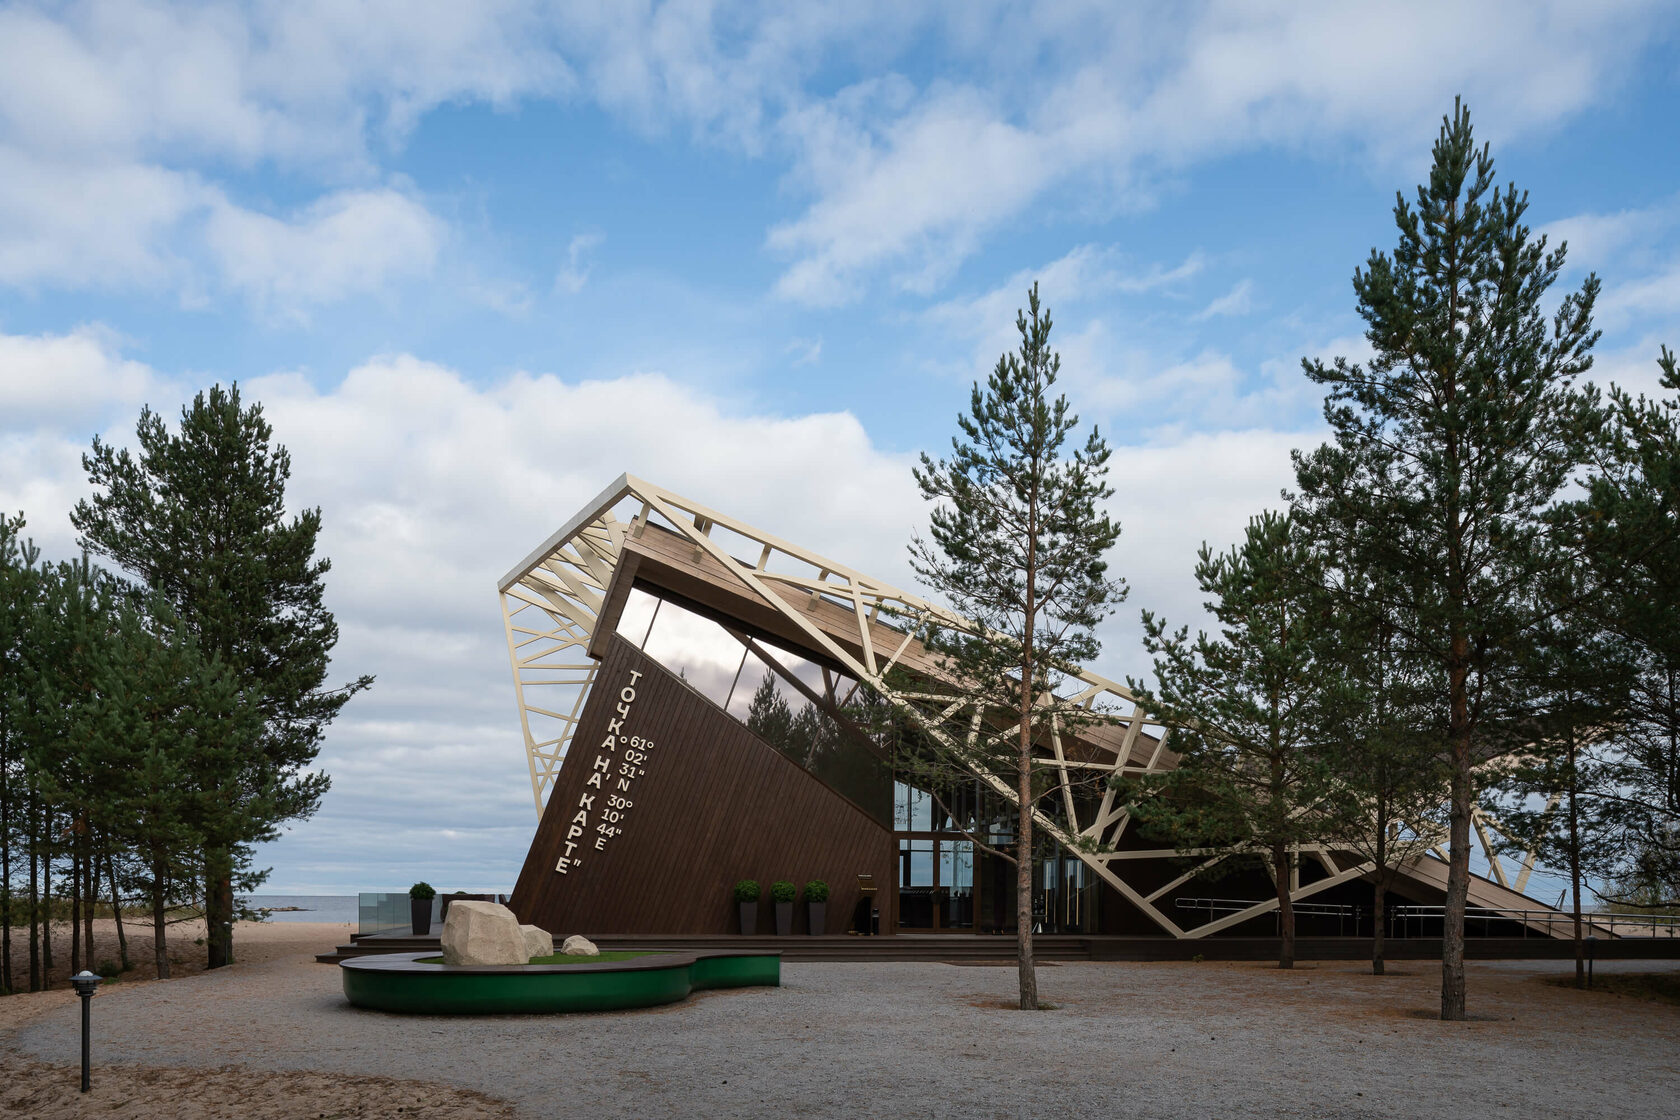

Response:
(1389, 905), (1680, 940)
(1174, 897), (1367, 936)
(1172, 897), (1680, 939)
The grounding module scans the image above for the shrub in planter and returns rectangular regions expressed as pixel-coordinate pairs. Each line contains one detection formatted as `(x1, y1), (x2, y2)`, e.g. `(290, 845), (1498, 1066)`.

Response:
(771, 880), (796, 935)
(804, 880), (829, 936)
(409, 882), (437, 936)
(735, 880), (761, 935)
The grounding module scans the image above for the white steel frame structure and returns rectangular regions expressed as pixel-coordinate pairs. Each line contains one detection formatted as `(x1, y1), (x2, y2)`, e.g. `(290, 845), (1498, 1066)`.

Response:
(499, 474), (1562, 939)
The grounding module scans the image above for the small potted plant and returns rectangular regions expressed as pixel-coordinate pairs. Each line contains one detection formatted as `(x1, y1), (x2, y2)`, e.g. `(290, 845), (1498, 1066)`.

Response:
(409, 882), (436, 936)
(804, 880), (829, 935)
(735, 880), (761, 935)
(771, 880), (797, 936)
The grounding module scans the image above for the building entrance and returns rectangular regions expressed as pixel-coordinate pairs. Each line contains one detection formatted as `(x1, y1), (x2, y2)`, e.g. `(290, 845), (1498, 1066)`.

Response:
(896, 838), (974, 930)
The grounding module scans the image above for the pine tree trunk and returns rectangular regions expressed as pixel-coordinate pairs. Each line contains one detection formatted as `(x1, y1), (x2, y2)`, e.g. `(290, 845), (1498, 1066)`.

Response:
(1273, 841), (1295, 969)
(151, 855), (170, 980)
(1568, 741), (1585, 989)
(1015, 757), (1036, 1011)
(107, 849), (130, 971)
(1015, 479), (1039, 1012)
(1372, 803), (1388, 976)
(1, 745), (12, 994)
(83, 843), (95, 970)
(70, 849), (81, 974)
(26, 796), (38, 991)
(1372, 879), (1387, 976)
(40, 833), (53, 979)
(1442, 667), (1473, 1020)
(206, 846), (233, 969)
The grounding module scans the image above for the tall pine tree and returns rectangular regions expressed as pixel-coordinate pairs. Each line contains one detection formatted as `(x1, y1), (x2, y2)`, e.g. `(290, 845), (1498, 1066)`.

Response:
(1292, 100), (1603, 1020)
(1121, 510), (1350, 969)
(72, 384), (371, 969)
(911, 284), (1126, 1010)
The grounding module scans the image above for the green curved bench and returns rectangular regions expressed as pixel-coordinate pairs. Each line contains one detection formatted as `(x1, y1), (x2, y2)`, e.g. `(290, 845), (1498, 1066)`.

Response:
(340, 950), (780, 1014)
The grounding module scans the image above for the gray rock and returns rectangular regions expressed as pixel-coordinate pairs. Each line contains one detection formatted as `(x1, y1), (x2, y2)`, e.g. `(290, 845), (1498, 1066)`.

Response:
(440, 901), (527, 966)
(520, 924), (554, 961)
(560, 934), (599, 957)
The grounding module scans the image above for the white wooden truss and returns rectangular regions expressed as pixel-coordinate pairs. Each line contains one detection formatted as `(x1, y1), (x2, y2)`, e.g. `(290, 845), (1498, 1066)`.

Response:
(499, 474), (1559, 939)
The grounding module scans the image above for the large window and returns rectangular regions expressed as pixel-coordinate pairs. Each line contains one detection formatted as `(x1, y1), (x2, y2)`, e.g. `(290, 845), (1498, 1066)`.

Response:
(616, 586), (893, 824)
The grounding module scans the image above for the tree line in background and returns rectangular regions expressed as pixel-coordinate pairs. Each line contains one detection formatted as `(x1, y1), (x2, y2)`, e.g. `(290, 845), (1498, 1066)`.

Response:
(912, 102), (1678, 1020)
(0, 386), (368, 993)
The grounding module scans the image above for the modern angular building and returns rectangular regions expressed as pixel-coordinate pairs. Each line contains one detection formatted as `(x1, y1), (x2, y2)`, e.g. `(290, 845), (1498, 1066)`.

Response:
(499, 475), (1565, 942)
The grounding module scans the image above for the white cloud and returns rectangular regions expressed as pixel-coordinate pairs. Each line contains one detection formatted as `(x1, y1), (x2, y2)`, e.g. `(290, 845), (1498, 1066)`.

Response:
(205, 187), (443, 314)
(1601, 265), (1680, 331)
(770, 85), (1060, 304)
(554, 232), (604, 295)
(1097, 425), (1319, 684)
(0, 149), (203, 287)
(0, 2), (1665, 307)
(922, 243), (1204, 368)
(1539, 197), (1680, 277)
(0, 325), (179, 426)
(786, 336), (823, 366)
(768, 0), (1666, 304)
(1192, 278), (1254, 321)
(0, 1), (559, 300)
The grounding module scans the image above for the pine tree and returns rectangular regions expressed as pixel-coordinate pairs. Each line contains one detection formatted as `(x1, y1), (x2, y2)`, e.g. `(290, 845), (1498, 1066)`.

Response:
(90, 594), (260, 978)
(0, 512), (39, 993)
(72, 384), (372, 969)
(1313, 568), (1448, 977)
(1292, 100), (1603, 1019)
(911, 283), (1126, 1010)
(1121, 511), (1350, 969)
(1492, 602), (1631, 987)
(1563, 347), (1680, 907)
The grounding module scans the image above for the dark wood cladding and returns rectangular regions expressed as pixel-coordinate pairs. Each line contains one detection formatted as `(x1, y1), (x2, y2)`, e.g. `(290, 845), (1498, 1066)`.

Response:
(511, 634), (896, 936)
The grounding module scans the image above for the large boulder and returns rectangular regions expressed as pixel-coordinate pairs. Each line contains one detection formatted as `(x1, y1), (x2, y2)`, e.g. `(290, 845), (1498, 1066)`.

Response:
(520, 924), (554, 961)
(440, 901), (527, 966)
(561, 934), (599, 957)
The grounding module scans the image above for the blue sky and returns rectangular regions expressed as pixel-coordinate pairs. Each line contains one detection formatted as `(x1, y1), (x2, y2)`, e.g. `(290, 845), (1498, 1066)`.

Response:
(2, 1), (1678, 896)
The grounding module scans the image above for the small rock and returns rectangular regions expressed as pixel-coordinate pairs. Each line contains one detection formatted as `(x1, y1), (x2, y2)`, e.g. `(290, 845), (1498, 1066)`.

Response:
(520, 924), (554, 961)
(561, 934), (600, 957)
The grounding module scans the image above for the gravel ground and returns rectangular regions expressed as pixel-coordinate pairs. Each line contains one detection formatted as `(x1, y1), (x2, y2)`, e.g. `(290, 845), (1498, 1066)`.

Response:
(5, 941), (1678, 1120)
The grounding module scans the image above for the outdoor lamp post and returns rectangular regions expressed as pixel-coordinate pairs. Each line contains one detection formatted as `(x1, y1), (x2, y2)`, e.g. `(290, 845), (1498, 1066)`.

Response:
(70, 970), (101, 1092)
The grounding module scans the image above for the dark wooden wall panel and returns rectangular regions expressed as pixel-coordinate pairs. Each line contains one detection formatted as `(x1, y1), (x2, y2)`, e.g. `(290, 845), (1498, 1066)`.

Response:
(510, 634), (896, 935)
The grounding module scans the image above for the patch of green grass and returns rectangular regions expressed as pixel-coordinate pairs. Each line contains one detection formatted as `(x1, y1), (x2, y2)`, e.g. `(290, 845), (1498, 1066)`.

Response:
(1544, 972), (1680, 1007)
(414, 951), (657, 966)
(526, 950), (656, 965)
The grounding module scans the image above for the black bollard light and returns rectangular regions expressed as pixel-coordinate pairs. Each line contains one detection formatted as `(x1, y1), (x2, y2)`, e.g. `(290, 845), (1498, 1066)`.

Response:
(70, 970), (101, 1092)
(1585, 935), (1597, 989)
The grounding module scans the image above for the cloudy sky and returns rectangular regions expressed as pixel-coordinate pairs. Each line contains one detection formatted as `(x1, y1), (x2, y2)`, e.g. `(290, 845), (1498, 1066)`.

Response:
(2, 2), (1678, 895)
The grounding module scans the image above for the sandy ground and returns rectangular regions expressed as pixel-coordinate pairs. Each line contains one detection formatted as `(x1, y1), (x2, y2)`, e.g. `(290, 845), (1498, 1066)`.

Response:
(3, 929), (1679, 1120)
(2, 914), (350, 994)
(1, 921), (517, 1118)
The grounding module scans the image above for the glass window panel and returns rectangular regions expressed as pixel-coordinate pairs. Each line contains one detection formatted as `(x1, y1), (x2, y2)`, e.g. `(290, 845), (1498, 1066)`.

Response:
(899, 838), (935, 887)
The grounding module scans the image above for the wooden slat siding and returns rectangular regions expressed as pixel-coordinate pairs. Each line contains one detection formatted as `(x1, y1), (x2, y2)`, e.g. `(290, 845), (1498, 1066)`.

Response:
(510, 634), (896, 936)
(590, 523), (1166, 767)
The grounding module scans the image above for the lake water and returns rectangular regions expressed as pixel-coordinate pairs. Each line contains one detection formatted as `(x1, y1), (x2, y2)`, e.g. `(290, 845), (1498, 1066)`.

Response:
(240, 894), (358, 923)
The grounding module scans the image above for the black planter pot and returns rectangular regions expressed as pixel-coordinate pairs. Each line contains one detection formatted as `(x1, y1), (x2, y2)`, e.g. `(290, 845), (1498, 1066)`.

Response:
(807, 901), (826, 935)
(410, 897), (433, 936)
(738, 901), (758, 935)
(775, 901), (793, 936)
